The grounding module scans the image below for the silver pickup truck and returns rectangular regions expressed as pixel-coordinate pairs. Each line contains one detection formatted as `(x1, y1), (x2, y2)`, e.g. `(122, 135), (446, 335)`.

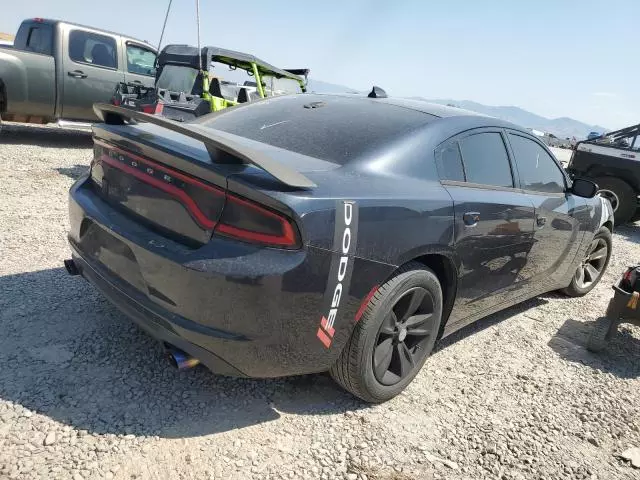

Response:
(0, 18), (157, 124)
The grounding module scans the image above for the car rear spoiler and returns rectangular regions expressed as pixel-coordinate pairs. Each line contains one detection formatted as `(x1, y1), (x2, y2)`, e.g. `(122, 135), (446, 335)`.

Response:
(93, 103), (316, 189)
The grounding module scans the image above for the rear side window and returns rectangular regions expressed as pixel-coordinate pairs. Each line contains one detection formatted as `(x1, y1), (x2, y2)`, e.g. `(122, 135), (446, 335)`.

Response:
(508, 134), (565, 193)
(435, 141), (465, 181)
(25, 25), (53, 55)
(126, 44), (156, 76)
(69, 30), (117, 69)
(459, 132), (513, 188)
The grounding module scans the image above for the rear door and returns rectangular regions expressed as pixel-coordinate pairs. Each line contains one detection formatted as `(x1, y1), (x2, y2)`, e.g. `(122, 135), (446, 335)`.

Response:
(122, 41), (156, 88)
(61, 27), (124, 120)
(506, 131), (584, 286)
(436, 129), (536, 322)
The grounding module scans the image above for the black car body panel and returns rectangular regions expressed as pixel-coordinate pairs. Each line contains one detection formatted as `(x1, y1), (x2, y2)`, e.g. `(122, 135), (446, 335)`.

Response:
(68, 94), (613, 378)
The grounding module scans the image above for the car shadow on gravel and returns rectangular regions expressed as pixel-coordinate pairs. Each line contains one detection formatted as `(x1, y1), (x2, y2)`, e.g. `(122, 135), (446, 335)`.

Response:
(55, 165), (89, 180)
(0, 267), (366, 439)
(548, 318), (640, 379)
(0, 123), (92, 149)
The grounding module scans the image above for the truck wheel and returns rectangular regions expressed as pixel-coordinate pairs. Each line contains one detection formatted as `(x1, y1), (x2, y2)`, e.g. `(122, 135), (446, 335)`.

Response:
(594, 176), (636, 225)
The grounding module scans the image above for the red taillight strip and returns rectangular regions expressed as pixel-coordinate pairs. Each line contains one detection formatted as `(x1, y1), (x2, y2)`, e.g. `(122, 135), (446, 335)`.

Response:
(94, 140), (299, 248)
(100, 154), (218, 230)
(94, 140), (224, 196)
(215, 194), (297, 247)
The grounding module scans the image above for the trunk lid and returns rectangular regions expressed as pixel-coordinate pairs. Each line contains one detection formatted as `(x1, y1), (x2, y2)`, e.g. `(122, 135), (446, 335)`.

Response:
(91, 123), (244, 245)
(89, 118), (332, 247)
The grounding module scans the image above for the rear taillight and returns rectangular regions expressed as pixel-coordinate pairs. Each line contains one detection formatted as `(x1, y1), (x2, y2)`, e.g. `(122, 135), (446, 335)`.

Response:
(216, 194), (300, 249)
(93, 141), (299, 249)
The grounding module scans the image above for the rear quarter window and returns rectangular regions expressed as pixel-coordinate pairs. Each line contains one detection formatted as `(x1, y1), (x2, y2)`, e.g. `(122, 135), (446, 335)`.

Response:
(197, 95), (436, 165)
(435, 141), (465, 181)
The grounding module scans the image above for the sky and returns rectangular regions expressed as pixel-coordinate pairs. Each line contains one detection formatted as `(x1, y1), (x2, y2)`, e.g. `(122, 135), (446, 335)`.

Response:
(2, 0), (638, 129)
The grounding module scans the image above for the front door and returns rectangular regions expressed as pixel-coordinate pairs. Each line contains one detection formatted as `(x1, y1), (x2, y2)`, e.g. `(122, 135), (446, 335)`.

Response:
(505, 132), (584, 286)
(435, 130), (536, 324)
(62, 28), (124, 121)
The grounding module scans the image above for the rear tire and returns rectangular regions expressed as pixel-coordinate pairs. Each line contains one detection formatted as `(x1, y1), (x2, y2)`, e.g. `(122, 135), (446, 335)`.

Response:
(330, 262), (443, 403)
(594, 176), (636, 225)
(561, 226), (612, 297)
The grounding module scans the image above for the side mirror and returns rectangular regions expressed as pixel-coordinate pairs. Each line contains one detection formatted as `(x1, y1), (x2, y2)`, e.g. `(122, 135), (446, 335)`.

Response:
(570, 178), (598, 198)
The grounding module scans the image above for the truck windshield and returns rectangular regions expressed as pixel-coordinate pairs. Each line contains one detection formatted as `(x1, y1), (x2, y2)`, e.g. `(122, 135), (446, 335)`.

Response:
(156, 65), (199, 93)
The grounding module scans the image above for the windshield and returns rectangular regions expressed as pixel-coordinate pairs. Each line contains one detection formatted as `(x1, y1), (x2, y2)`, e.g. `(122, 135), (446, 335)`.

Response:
(262, 76), (302, 95)
(156, 65), (199, 93)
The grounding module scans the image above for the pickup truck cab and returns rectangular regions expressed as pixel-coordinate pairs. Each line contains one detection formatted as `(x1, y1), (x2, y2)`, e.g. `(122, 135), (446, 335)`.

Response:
(0, 18), (157, 124)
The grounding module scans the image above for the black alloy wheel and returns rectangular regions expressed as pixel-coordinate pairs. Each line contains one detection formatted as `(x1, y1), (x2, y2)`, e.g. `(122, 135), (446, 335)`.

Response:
(373, 286), (436, 385)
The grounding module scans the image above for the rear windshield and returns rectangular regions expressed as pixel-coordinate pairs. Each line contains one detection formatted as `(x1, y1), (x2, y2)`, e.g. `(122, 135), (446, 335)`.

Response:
(197, 95), (436, 164)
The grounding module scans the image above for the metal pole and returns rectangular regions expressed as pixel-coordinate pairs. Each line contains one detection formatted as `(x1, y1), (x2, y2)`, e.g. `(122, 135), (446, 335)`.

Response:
(157, 0), (173, 51)
(196, 0), (202, 71)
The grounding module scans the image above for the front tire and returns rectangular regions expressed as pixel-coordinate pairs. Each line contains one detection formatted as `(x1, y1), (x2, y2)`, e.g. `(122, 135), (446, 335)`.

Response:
(330, 262), (443, 403)
(561, 226), (612, 297)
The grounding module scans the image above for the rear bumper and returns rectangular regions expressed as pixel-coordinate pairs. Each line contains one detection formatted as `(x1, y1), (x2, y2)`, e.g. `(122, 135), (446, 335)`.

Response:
(69, 249), (246, 377)
(68, 177), (393, 378)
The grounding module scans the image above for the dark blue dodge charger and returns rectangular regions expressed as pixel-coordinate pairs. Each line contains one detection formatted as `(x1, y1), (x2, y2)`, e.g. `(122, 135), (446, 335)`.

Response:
(66, 94), (613, 402)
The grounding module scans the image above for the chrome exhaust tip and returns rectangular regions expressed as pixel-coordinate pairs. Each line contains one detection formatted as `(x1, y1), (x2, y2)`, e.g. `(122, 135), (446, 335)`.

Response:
(64, 259), (80, 276)
(166, 347), (200, 370)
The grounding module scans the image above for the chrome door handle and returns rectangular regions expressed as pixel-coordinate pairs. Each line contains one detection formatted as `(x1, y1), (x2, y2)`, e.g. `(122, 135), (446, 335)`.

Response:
(68, 70), (87, 79)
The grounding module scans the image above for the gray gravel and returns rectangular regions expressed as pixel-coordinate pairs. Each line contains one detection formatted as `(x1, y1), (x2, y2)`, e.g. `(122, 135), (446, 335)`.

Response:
(1, 122), (639, 480)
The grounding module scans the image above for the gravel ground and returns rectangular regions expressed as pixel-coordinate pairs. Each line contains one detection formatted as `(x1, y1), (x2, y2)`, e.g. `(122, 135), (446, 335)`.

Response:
(1, 123), (639, 480)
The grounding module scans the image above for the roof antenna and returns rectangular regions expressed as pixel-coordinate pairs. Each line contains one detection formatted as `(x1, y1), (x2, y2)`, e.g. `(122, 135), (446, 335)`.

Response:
(368, 86), (387, 98)
(157, 0), (172, 51)
(196, 0), (202, 71)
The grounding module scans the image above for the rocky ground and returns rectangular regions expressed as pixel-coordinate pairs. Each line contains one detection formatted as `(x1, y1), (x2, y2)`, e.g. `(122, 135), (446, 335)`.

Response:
(0, 123), (639, 480)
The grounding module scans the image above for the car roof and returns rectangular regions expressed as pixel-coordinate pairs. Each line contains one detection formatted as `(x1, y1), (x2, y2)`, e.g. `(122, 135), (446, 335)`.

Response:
(28, 18), (155, 50)
(374, 97), (483, 118)
(198, 93), (531, 165)
(313, 93), (524, 130)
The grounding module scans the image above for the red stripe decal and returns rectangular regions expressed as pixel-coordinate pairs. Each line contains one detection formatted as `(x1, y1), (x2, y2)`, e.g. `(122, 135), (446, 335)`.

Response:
(354, 285), (379, 323)
(319, 316), (335, 337)
(100, 154), (218, 230)
(316, 328), (332, 348)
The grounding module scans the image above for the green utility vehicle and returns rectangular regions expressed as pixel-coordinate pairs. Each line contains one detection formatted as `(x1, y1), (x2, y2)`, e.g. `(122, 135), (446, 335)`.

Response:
(114, 44), (308, 121)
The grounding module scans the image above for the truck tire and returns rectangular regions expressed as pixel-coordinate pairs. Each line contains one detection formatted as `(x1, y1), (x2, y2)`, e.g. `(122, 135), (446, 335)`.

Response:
(594, 176), (636, 225)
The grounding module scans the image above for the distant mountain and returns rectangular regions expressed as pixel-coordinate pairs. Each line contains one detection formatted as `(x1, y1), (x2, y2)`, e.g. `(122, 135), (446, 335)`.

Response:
(420, 99), (608, 139)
